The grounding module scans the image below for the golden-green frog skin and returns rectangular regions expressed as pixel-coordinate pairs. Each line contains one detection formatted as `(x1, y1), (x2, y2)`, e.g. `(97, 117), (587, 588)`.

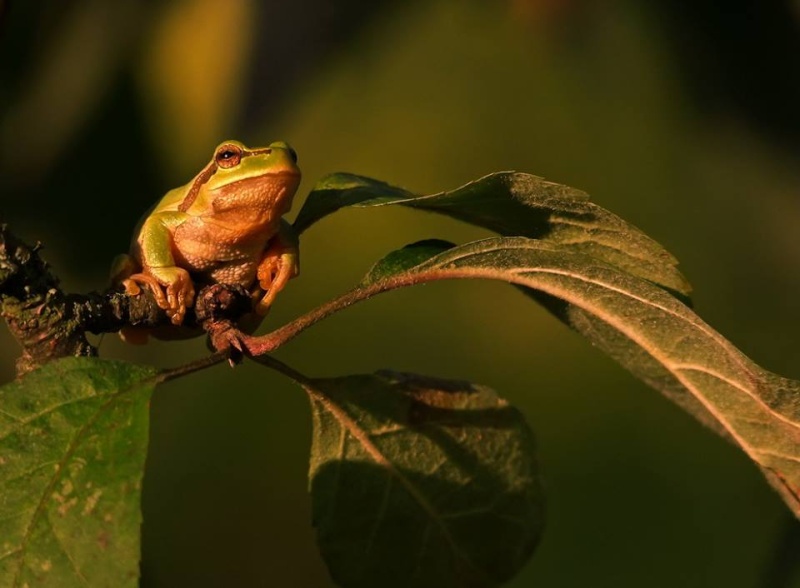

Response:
(111, 140), (301, 335)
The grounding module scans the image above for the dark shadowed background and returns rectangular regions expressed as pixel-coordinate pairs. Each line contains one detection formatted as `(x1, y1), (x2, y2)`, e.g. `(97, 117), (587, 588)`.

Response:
(1, 1), (799, 586)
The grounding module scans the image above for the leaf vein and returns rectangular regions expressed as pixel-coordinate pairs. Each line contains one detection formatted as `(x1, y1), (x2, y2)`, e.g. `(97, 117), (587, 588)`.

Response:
(43, 512), (91, 586)
(0, 548), (22, 563)
(433, 265), (778, 471)
(0, 461), (59, 486)
(0, 396), (100, 442)
(409, 522), (433, 588)
(362, 473), (393, 562)
(757, 450), (800, 465)
(304, 385), (475, 571)
(506, 264), (793, 427)
(10, 371), (157, 587)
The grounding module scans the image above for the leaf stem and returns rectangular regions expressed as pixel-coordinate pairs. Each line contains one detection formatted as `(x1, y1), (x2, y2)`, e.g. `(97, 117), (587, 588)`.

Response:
(239, 274), (427, 356)
(156, 272), (438, 384)
(248, 354), (312, 386)
(158, 351), (228, 383)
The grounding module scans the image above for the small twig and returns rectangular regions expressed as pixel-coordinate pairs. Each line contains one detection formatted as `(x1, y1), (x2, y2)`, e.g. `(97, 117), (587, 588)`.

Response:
(158, 351), (229, 383)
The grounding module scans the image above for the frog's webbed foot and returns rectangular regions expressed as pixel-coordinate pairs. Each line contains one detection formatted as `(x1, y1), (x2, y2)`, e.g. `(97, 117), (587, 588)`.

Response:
(123, 268), (195, 325)
(254, 242), (299, 316)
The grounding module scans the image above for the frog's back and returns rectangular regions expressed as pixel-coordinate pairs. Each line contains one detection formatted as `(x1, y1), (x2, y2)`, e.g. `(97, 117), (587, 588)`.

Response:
(152, 185), (189, 214)
(127, 186), (188, 249)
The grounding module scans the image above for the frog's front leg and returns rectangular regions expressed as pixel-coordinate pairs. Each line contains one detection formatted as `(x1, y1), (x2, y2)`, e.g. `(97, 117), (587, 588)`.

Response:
(254, 220), (299, 315)
(128, 212), (196, 325)
(127, 267), (194, 325)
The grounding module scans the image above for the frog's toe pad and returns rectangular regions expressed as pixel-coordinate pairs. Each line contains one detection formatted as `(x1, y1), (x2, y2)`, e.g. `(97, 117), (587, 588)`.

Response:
(120, 278), (142, 297)
(125, 273), (169, 309)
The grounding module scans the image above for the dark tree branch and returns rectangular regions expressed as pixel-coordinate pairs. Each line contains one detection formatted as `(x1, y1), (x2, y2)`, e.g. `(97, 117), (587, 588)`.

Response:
(0, 225), (252, 377)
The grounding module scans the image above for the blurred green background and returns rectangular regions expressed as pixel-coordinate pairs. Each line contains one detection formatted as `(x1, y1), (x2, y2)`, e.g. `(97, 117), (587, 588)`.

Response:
(2, 0), (799, 586)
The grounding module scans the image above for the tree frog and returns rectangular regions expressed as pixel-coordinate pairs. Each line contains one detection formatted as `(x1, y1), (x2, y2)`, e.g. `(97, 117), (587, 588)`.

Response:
(111, 140), (301, 338)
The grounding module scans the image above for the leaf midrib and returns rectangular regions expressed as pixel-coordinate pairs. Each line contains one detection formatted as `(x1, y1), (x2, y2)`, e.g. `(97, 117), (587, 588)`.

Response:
(422, 239), (777, 417)
(413, 260), (795, 461)
(9, 368), (159, 587)
(305, 385), (483, 579)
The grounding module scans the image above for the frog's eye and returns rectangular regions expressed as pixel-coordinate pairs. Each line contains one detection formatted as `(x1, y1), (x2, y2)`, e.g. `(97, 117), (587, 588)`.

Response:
(215, 144), (243, 168)
(287, 146), (298, 163)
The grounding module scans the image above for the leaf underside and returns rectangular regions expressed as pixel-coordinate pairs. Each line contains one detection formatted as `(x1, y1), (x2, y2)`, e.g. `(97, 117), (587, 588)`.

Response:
(295, 171), (691, 301)
(296, 170), (799, 518)
(355, 237), (800, 518)
(0, 358), (156, 588)
(306, 370), (543, 588)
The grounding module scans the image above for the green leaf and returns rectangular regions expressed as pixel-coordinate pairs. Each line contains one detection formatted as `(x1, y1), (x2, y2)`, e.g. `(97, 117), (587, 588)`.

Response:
(294, 171), (691, 300)
(333, 236), (799, 519)
(361, 239), (455, 286)
(306, 370), (543, 588)
(0, 357), (157, 587)
(293, 173), (415, 232)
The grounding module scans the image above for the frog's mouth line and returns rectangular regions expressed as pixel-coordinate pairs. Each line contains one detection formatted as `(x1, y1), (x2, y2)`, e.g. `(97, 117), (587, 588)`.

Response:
(212, 170), (301, 192)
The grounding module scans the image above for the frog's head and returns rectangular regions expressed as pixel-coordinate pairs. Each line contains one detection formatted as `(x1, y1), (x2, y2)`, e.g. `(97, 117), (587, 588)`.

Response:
(181, 140), (301, 228)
